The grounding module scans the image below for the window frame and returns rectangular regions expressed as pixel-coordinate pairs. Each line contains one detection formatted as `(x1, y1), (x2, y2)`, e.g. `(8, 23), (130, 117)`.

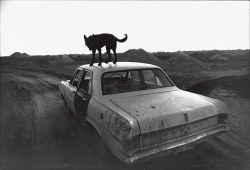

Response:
(101, 68), (174, 95)
(78, 69), (93, 95)
(70, 69), (84, 88)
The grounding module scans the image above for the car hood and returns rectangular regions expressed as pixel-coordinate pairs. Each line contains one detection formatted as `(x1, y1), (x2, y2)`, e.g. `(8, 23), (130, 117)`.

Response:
(110, 89), (219, 134)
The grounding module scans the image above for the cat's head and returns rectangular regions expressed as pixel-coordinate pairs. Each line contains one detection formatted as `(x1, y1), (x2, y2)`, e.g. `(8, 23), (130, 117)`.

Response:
(84, 35), (92, 51)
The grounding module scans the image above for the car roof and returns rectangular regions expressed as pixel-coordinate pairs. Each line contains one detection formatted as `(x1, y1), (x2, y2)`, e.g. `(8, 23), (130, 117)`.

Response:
(79, 62), (160, 73)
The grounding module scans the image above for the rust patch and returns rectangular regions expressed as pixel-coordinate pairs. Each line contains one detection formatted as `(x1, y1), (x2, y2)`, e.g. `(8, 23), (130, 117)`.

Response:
(111, 116), (130, 140)
(100, 113), (104, 120)
(158, 120), (165, 129)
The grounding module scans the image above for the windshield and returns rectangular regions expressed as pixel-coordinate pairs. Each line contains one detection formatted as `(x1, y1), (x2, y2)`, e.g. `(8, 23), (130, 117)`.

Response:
(102, 68), (173, 95)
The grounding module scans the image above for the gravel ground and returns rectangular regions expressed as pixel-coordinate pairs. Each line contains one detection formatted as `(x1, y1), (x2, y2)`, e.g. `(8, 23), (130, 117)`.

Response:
(1, 67), (249, 169)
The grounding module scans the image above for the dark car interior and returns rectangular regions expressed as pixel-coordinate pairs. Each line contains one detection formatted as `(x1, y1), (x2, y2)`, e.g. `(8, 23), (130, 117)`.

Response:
(102, 69), (173, 95)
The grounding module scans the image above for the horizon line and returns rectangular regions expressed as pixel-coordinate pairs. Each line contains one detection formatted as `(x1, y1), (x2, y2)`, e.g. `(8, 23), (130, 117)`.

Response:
(1, 48), (249, 57)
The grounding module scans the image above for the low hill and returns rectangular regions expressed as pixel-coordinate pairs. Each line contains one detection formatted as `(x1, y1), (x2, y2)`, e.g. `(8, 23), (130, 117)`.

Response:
(165, 51), (210, 72)
(2, 53), (76, 67)
(209, 54), (229, 61)
(49, 55), (75, 65)
(186, 49), (249, 61)
(4, 52), (33, 66)
(119, 49), (162, 66)
(152, 52), (174, 61)
(10, 52), (30, 58)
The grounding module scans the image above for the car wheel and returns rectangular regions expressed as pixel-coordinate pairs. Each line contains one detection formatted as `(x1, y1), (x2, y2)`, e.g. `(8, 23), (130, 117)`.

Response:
(86, 123), (110, 157)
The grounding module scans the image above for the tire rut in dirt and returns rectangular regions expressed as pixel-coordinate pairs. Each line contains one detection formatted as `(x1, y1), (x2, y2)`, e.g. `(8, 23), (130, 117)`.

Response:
(1, 81), (37, 168)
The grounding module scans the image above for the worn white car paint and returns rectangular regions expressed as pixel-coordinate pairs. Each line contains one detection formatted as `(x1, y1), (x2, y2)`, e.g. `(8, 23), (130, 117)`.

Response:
(59, 62), (229, 164)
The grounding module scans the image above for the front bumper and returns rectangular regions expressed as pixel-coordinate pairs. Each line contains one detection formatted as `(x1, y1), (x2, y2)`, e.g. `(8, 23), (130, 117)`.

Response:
(120, 125), (229, 164)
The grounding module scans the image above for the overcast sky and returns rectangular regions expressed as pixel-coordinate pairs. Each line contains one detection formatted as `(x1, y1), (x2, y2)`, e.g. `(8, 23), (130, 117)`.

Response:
(1, 1), (249, 56)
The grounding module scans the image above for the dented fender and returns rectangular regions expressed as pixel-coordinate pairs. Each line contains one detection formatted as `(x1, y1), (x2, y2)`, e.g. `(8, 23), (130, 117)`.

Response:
(87, 96), (140, 142)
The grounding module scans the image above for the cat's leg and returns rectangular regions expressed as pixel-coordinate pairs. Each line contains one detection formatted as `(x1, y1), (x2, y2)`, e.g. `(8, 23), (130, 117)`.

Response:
(98, 49), (102, 66)
(112, 49), (118, 64)
(106, 48), (111, 63)
(90, 49), (96, 66)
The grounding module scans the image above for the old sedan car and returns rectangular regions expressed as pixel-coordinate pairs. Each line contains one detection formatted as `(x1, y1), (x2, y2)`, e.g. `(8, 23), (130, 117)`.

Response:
(59, 62), (229, 164)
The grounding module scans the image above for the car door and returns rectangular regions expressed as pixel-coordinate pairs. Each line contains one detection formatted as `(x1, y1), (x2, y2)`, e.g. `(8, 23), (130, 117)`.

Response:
(74, 70), (92, 124)
(66, 69), (83, 116)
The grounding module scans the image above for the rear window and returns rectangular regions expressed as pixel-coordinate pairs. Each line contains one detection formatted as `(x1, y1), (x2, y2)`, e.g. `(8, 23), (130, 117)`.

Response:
(102, 68), (173, 95)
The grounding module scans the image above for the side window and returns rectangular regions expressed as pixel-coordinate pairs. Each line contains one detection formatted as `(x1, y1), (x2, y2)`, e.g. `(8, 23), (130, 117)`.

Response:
(131, 70), (139, 81)
(152, 69), (172, 86)
(70, 70), (80, 84)
(79, 70), (92, 95)
(71, 70), (83, 88)
(143, 70), (156, 85)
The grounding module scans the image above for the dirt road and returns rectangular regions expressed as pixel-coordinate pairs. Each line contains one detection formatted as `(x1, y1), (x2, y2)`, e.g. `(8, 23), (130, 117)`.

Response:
(1, 67), (249, 169)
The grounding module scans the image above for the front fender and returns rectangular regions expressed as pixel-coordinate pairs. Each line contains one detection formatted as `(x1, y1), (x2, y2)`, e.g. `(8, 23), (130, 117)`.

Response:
(59, 80), (69, 95)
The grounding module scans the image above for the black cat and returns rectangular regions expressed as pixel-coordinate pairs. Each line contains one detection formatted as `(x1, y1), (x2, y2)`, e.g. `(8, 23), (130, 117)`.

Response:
(84, 33), (127, 66)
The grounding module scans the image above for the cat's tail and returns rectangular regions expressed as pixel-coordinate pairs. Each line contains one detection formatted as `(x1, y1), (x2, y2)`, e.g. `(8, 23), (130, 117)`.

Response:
(116, 34), (128, 43)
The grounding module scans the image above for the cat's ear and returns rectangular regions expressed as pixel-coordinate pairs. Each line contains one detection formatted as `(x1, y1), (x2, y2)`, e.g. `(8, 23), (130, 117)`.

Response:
(84, 35), (87, 42)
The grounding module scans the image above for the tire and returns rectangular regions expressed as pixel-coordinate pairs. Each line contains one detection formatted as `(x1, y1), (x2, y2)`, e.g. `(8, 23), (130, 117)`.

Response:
(86, 122), (110, 157)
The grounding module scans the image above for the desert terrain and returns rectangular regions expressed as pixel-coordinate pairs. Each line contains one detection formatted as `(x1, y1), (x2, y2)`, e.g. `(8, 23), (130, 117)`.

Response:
(0, 49), (249, 169)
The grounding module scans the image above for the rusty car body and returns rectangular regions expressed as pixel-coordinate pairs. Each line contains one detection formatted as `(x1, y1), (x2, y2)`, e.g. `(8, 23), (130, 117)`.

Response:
(59, 62), (229, 164)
